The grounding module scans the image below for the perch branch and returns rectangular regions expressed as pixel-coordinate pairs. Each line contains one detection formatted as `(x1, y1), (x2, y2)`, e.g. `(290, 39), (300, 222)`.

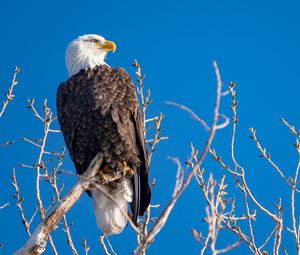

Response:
(13, 153), (103, 255)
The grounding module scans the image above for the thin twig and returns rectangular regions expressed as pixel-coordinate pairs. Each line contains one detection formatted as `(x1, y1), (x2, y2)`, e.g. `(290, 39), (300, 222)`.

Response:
(147, 113), (166, 164)
(249, 127), (299, 192)
(290, 158), (300, 253)
(0, 66), (20, 118)
(11, 169), (31, 237)
(99, 234), (110, 255)
(215, 238), (242, 254)
(82, 238), (90, 255)
(132, 60), (149, 130)
(105, 236), (117, 255)
(48, 237), (58, 255)
(259, 226), (277, 250)
(165, 101), (211, 132)
(280, 117), (300, 253)
(0, 202), (9, 209)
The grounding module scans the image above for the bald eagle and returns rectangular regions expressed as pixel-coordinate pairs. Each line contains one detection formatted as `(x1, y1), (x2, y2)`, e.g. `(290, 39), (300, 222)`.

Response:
(56, 34), (151, 235)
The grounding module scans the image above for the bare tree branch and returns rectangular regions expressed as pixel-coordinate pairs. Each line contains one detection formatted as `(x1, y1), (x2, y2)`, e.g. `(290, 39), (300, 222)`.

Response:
(11, 169), (31, 237)
(0, 66), (20, 118)
(82, 238), (90, 255)
(133, 60), (225, 254)
(0, 202), (9, 209)
(206, 81), (300, 255)
(99, 234), (111, 255)
(165, 101), (211, 132)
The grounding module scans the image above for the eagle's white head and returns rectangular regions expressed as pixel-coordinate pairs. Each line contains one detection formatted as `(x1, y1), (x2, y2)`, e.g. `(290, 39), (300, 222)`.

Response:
(66, 34), (116, 77)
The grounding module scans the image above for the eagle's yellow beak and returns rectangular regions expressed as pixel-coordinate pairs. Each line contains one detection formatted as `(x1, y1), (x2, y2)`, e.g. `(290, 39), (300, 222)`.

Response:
(99, 40), (117, 53)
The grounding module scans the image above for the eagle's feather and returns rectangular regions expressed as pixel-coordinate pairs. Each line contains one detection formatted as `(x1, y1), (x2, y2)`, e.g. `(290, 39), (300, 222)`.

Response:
(56, 65), (151, 234)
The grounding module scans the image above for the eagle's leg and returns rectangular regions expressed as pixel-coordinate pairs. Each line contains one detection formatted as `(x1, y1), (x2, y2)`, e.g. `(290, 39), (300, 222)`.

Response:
(97, 165), (111, 184)
(97, 162), (134, 185)
(122, 161), (134, 177)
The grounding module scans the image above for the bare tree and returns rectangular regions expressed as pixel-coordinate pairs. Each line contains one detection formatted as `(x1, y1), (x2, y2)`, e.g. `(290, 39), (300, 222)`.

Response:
(1, 62), (299, 255)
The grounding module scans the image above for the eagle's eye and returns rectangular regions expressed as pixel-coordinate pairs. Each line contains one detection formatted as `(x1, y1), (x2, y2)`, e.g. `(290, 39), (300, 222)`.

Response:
(90, 39), (98, 44)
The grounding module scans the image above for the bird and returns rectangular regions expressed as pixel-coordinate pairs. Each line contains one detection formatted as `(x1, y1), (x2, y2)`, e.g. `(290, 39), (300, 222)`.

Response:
(56, 34), (151, 235)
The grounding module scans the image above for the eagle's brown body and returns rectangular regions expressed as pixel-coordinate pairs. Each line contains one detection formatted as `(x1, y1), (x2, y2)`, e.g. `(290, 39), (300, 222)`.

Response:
(56, 65), (151, 221)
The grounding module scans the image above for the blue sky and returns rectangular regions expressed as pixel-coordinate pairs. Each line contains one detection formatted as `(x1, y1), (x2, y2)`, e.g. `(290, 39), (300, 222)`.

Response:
(0, 0), (299, 254)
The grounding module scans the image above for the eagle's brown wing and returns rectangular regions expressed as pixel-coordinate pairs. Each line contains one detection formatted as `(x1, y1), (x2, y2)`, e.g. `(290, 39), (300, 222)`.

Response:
(56, 65), (151, 219)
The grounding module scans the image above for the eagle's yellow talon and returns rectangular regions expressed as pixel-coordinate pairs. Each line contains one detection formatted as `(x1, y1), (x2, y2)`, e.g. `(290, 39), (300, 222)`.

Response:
(123, 161), (134, 177)
(98, 171), (108, 184)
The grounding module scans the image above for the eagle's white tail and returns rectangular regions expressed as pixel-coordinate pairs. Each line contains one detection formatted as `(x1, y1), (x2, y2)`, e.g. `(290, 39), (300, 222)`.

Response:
(91, 177), (133, 235)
